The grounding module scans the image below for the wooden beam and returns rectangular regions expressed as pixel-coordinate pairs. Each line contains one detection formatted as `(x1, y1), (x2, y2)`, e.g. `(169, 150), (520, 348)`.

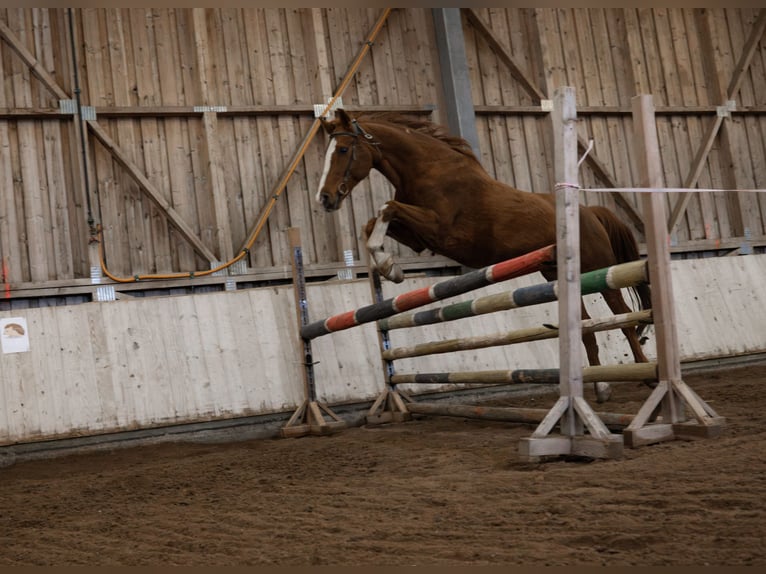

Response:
(433, 9), (481, 156)
(464, 8), (643, 233)
(0, 19), (68, 101)
(667, 9), (766, 232)
(87, 121), (216, 263)
(463, 8), (546, 101)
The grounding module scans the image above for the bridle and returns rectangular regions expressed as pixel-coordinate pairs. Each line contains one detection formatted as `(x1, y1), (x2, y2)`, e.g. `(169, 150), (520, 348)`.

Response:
(329, 119), (380, 199)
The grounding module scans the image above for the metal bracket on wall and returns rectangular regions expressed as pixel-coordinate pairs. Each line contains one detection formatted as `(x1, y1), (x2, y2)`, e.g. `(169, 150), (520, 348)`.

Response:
(716, 99), (737, 118)
(59, 99), (96, 120)
(193, 105), (228, 113)
(314, 97), (343, 118)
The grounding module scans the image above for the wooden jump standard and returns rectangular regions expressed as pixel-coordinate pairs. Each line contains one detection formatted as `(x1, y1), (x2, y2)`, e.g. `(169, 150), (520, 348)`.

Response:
(366, 259), (653, 424)
(282, 234), (555, 437)
(514, 89), (724, 461)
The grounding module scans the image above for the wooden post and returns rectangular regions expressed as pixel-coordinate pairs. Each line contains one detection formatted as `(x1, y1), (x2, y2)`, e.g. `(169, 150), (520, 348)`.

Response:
(623, 96), (725, 447)
(281, 227), (346, 438)
(518, 86), (623, 462)
(365, 267), (412, 425)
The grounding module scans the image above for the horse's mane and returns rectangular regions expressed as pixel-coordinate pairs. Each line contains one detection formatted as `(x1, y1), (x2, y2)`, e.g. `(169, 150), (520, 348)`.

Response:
(356, 112), (481, 164)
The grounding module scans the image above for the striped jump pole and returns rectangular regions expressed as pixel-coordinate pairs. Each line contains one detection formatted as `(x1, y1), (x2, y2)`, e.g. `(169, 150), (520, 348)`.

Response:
(388, 362), (658, 386)
(378, 259), (648, 331)
(300, 244), (555, 340)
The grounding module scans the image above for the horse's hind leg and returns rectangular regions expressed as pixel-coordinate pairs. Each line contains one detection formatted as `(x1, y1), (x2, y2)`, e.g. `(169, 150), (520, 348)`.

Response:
(600, 288), (656, 391)
(600, 288), (649, 364)
(580, 301), (612, 403)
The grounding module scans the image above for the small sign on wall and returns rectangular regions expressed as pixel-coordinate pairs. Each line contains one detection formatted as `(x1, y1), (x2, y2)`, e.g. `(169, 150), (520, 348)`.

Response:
(1, 317), (29, 354)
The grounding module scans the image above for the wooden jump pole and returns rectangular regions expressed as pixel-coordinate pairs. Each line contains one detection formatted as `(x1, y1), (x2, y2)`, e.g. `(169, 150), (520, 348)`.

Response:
(406, 402), (635, 430)
(379, 259), (649, 331)
(389, 362), (657, 386)
(300, 244), (555, 340)
(518, 87), (624, 462)
(382, 309), (651, 361)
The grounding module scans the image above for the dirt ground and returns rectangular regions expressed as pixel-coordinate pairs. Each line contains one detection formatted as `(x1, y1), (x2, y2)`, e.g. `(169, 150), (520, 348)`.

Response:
(1, 363), (764, 566)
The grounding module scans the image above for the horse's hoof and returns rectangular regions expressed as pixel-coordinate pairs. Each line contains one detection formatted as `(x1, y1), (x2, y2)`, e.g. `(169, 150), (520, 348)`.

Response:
(385, 265), (404, 283)
(373, 254), (404, 283)
(595, 382), (612, 403)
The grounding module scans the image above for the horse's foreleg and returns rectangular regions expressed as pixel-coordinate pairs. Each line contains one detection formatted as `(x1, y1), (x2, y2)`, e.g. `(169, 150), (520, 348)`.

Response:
(580, 301), (612, 403)
(363, 215), (404, 283)
(364, 201), (441, 283)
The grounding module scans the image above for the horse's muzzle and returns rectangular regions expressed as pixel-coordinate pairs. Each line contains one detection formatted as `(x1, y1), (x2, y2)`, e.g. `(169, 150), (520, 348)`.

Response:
(319, 190), (340, 212)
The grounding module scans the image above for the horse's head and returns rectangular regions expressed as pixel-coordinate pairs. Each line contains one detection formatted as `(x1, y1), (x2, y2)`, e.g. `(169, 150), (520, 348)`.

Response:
(316, 109), (379, 212)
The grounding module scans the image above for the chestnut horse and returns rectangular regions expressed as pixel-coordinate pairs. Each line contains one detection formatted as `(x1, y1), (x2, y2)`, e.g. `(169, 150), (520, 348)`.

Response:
(316, 109), (651, 402)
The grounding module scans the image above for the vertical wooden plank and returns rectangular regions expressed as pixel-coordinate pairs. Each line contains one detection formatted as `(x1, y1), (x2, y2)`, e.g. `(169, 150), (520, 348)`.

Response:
(157, 8), (198, 271)
(86, 302), (119, 432)
(9, 10), (48, 282)
(130, 8), (173, 273)
(721, 9), (762, 237)
(35, 9), (73, 280)
(240, 8), (276, 268)
(100, 300), (137, 428)
(220, 8), (252, 252)
(191, 8), (212, 105)
(202, 111), (234, 262)
(263, 9), (294, 265)
(81, 8), (122, 274)
(33, 306), (63, 436)
(0, 35), (22, 282)
(172, 294), (214, 416)
(573, 9), (612, 205)
(503, 8), (535, 192)
(54, 305), (99, 433)
(193, 291), (230, 417)
(596, 9), (634, 214)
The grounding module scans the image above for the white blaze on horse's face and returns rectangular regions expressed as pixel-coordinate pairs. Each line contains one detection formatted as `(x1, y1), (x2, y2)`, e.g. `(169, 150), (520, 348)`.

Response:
(316, 138), (337, 204)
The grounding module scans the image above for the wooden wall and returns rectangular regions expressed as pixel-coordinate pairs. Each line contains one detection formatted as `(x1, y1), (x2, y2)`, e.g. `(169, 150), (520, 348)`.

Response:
(1, 8), (764, 291)
(1, 253), (764, 447)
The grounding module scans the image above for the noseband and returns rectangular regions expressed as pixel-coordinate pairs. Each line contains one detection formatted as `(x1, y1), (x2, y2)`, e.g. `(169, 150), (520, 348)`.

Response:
(329, 119), (380, 199)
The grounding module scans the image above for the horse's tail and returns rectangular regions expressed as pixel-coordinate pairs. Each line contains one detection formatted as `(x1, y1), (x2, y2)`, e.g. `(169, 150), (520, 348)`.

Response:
(589, 205), (652, 338)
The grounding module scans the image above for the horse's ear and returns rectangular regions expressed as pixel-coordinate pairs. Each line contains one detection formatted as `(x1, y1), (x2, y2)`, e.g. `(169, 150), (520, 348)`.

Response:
(335, 108), (352, 127)
(319, 116), (333, 135)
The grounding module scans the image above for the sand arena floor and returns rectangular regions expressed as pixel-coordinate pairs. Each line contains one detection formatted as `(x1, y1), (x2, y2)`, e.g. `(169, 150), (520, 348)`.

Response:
(1, 363), (764, 566)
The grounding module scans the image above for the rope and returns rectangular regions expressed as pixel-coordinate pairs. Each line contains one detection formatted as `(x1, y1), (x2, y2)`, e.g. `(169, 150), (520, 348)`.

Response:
(98, 8), (393, 284)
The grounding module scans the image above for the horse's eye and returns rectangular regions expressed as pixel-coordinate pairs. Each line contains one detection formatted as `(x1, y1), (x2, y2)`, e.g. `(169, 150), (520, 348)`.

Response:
(337, 146), (349, 154)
